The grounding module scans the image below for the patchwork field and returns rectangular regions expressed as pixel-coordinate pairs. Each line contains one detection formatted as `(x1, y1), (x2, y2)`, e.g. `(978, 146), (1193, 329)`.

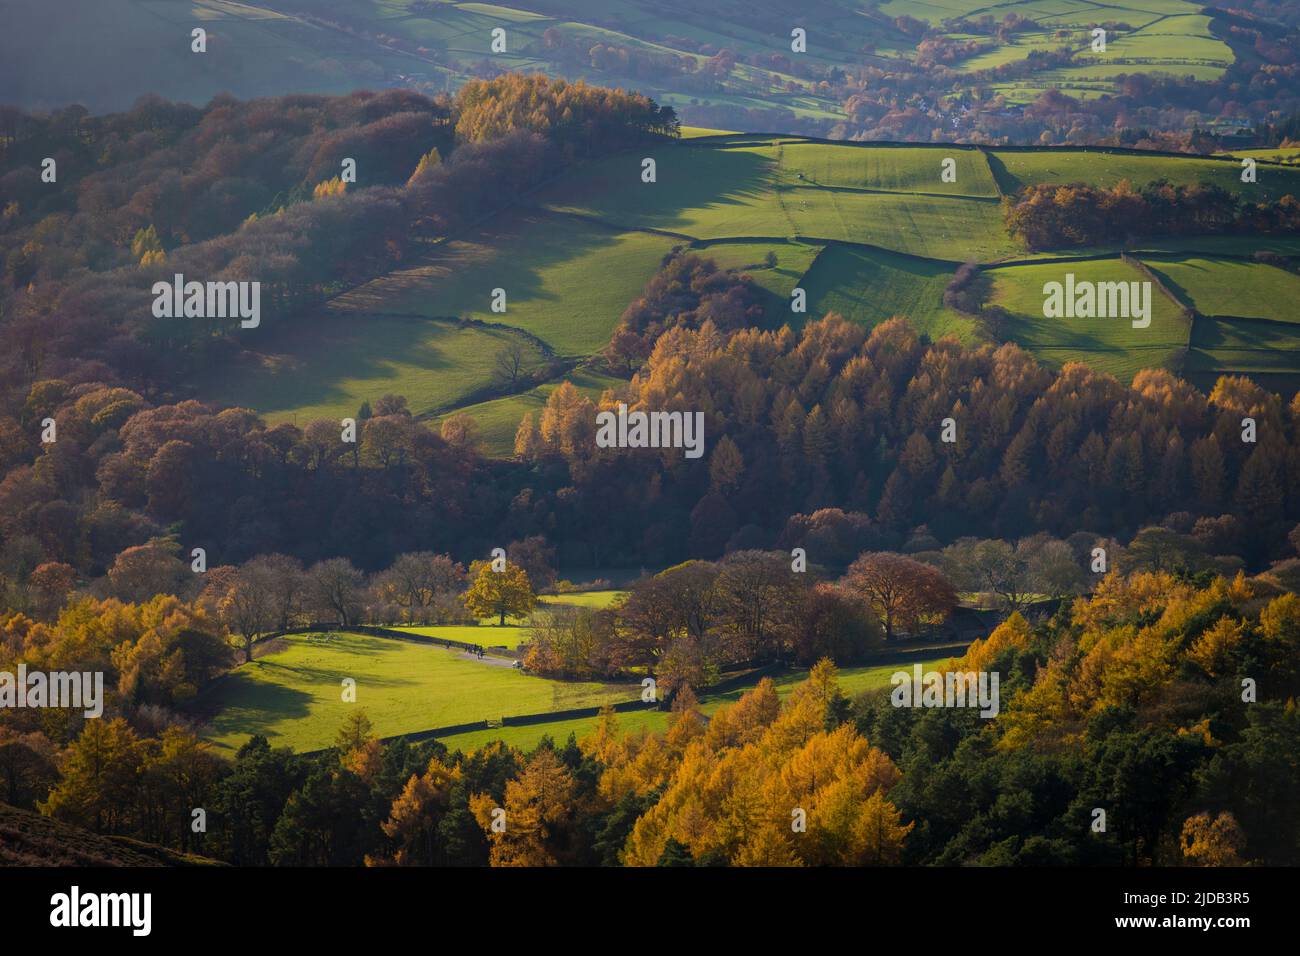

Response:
(537, 141), (1015, 259)
(203, 135), (1300, 442)
(4, 0), (1254, 140)
(1134, 254), (1300, 390)
(881, 0), (1231, 101)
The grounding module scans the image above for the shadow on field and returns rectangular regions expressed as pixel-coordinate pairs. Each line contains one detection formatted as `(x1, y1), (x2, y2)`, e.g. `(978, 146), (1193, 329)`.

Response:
(203, 672), (314, 728)
(537, 146), (775, 233)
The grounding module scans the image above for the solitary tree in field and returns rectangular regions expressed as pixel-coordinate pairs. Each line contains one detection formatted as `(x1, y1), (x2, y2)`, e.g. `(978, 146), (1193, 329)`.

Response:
(842, 552), (956, 640)
(493, 341), (531, 388)
(463, 559), (537, 626)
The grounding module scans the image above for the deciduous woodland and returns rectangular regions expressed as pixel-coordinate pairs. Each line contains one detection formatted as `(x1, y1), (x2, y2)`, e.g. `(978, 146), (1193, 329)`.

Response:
(2, 72), (1300, 868)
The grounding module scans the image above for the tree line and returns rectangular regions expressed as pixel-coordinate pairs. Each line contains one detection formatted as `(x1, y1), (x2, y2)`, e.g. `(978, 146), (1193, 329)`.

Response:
(1003, 178), (1300, 250)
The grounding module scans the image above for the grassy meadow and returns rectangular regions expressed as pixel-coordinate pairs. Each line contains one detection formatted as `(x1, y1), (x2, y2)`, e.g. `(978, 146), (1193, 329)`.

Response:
(1141, 257), (1300, 322)
(201, 619), (961, 755)
(987, 256), (1192, 382)
(799, 245), (973, 340)
(201, 314), (550, 423)
(200, 629), (640, 753)
(326, 211), (677, 357)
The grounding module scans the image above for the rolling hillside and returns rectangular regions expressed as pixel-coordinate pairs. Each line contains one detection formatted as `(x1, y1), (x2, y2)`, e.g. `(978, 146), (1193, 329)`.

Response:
(207, 133), (1300, 451)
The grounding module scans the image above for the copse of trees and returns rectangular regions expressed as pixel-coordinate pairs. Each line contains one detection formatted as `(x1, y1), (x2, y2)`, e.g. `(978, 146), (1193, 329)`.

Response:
(0, 90), (453, 290)
(523, 550), (898, 686)
(453, 73), (680, 157)
(602, 251), (765, 375)
(858, 570), (1300, 865)
(1004, 178), (1300, 250)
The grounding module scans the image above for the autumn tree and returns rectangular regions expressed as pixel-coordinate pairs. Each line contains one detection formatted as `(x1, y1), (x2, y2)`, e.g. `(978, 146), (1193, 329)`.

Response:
(842, 552), (956, 640)
(27, 561), (76, 620)
(40, 718), (144, 833)
(370, 754), (461, 866)
(463, 559), (537, 626)
(307, 558), (367, 627)
(1178, 809), (1248, 866)
(471, 747), (576, 866)
(106, 539), (189, 603)
(219, 559), (280, 662)
(373, 551), (464, 624)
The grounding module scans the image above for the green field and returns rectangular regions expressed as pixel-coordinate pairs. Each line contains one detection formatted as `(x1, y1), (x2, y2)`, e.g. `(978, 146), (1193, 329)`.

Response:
(200, 617), (963, 755)
(989, 150), (1300, 203)
(780, 188), (1013, 260)
(538, 140), (1015, 259)
(370, 591), (627, 647)
(987, 256), (1192, 382)
(328, 211), (677, 357)
(1220, 147), (1300, 165)
(800, 245), (973, 340)
(1141, 257), (1300, 322)
(537, 144), (788, 239)
(1131, 252), (1300, 396)
(539, 589), (628, 610)
(389, 623), (534, 649)
(201, 314), (550, 423)
(765, 143), (1000, 198)
(201, 630), (640, 752)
